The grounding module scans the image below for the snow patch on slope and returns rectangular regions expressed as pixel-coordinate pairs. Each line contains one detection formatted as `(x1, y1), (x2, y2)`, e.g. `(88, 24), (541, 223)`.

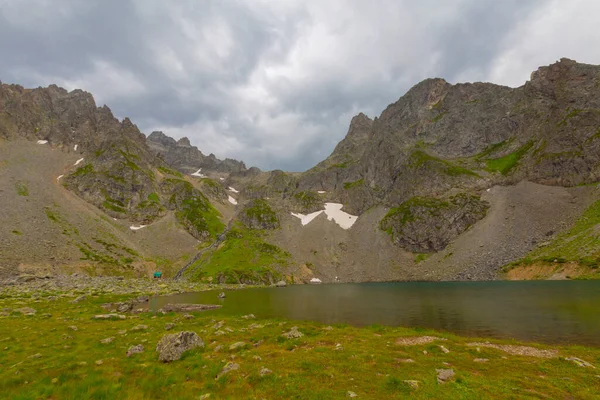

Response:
(130, 225), (147, 231)
(323, 203), (358, 229)
(291, 210), (324, 226)
(228, 195), (238, 205)
(74, 158), (84, 166)
(37, 140), (48, 144)
(191, 168), (206, 177)
(228, 187), (239, 193)
(290, 203), (358, 230)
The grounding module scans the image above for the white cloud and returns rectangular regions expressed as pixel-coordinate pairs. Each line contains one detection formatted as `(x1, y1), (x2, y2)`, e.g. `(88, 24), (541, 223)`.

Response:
(3, 0), (599, 171)
(487, 0), (600, 87)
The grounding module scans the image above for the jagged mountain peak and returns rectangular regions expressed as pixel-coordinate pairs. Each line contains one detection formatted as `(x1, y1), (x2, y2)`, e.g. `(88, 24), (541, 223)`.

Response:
(146, 130), (246, 175)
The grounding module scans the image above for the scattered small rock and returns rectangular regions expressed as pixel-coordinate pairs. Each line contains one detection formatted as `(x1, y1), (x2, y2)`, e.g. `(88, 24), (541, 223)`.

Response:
(51, 378), (58, 384)
(199, 395), (211, 400)
(100, 337), (115, 344)
(218, 292), (226, 299)
(275, 281), (287, 287)
(165, 323), (175, 331)
(213, 321), (225, 330)
(229, 342), (246, 351)
(156, 331), (204, 362)
(132, 325), (148, 331)
(213, 345), (223, 352)
(14, 307), (36, 315)
(440, 345), (450, 354)
(565, 357), (595, 368)
(260, 367), (272, 376)
(216, 361), (239, 379)
(436, 368), (455, 384)
(126, 344), (144, 357)
(95, 360), (104, 366)
(395, 336), (446, 346)
(68, 326), (78, 331)
(28, 353), (42, 359)
(404, 380), (420, 389)
(93, 314), (126, 320)
(241, 314), (255, 319)
(183, 314), (193, 320)
(160, 304), (222, 313)
(71, 295), (86, 304)
(474, 358), (489, 363)
(466, 342), (558, 358)
(347, 391), (358, 398)
(282, 326), (304, 339)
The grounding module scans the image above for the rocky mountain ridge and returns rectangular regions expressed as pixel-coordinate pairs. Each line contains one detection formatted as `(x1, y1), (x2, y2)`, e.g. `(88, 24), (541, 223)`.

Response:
(147, 131), (247, 176)
(2, 58), (600, 282)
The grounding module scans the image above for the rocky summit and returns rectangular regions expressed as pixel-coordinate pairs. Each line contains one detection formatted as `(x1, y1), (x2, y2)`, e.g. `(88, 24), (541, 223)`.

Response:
(1, 58), (600, 283)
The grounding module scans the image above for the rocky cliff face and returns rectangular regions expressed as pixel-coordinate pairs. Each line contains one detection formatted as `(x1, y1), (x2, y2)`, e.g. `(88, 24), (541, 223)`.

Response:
(147, 131), (247, 175)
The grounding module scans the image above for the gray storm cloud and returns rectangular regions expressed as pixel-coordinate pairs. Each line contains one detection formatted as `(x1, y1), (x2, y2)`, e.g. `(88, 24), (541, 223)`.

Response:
(1, 0), (600, 171)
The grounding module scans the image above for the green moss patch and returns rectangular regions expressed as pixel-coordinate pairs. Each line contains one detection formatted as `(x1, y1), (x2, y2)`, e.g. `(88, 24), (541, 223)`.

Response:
(343, 178), (364, 190)
(188, 223), (288, 284)
(409, 150), (479, 177)
(157, 166), (184, 178)
(14, 181), (29, 196)
(485, 141), (534, 175)
(241, 199), (280, 230)
(293, 191), (321, 211)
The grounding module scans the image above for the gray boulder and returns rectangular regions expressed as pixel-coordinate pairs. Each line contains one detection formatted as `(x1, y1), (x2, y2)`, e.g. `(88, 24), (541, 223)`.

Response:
(156, 331), (204, 362)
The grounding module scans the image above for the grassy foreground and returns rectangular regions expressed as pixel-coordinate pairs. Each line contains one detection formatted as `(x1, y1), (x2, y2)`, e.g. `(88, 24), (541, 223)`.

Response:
(1, 289), (599, 399)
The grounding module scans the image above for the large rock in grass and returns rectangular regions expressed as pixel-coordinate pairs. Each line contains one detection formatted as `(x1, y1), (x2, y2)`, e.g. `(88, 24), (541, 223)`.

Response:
(156, 331), (204, 362)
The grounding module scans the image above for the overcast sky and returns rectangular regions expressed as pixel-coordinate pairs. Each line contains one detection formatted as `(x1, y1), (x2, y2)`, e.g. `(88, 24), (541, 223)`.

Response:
(1, 0), (600, 171)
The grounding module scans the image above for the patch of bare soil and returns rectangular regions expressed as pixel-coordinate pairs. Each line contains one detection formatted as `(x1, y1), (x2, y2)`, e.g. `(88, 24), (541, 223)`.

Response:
(506, 262), (597, 280)
(466, 342), (559, 358)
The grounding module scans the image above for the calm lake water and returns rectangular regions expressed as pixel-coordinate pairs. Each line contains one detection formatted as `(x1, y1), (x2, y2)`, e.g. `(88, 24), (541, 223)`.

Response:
(149, 281), (600, 346)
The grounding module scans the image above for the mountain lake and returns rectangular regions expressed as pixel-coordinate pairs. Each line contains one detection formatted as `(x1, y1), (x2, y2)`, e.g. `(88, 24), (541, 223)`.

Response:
(148, 281), (600, 346)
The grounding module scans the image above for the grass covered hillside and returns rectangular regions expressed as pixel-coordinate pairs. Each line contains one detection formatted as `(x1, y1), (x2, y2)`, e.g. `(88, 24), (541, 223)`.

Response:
(0, 281), (599, 399)
(505, 198), (600, 280)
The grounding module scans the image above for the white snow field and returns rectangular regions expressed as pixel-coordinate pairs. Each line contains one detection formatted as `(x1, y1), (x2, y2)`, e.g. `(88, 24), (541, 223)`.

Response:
(290, 202), (358, 230)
